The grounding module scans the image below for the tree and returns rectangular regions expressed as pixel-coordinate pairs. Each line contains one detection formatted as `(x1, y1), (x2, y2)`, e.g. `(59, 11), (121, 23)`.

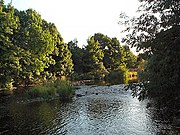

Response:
(120, 0), (180, 55)
(123, 45), (138, 69)
(109, 38), (126, 70)
(46, 24), (74, 79)
(0, 3), (20, 88)
(68, 39), (84, 74)
(14, 9), (55, 85)
(93, 33), (126, 70)
(141, 26), (180, 102)
(53, 42), (74, 78)
(121, 0), (180, 111)
(94, 33), (112, 51)
(0, 2), (74, 88)
(83, 37), (104, 73)
(139, 0), (180, 28)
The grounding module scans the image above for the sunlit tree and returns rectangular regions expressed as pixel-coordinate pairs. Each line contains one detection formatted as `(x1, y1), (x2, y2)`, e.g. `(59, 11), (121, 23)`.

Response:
(0, 3), (20, 88)
(83, 37), (104, 73)
(14, 9), (55, 85)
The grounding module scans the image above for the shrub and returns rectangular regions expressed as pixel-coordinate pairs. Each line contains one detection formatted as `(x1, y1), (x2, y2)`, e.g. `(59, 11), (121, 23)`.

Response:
(94, 62), (109, 80)
(75, 62), (109, 81)
(26, 80), (75, 100)
(54, 80), (75, 99)
(105, 66), (129, 84)
(26, 85), (56, 99)
(77, 73), (95, 80)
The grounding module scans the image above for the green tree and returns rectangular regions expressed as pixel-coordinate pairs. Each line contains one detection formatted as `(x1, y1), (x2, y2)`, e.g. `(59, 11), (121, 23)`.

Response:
(53, 42), (73, 78)
(14, 9), (55, 85)
(93, 33), (126, 70)
(121, 0), (180, 111)
(109, 38), (126, 70)
(83, 37), (104, 73)
(0, 2), (74, 88)
(46, 24), (74, 79)
(44, 22), (64, 77)
(141, 26), (180, 102)
(0, 3), (20, 88)
(123, 45), (138, 69)
(68, 39), (84, 74)
(93, 33), (112, 51)
(120, 0), (180, 54)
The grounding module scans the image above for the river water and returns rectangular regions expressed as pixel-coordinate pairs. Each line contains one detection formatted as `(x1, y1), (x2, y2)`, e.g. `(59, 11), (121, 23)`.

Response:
(0, 84), (178, 134)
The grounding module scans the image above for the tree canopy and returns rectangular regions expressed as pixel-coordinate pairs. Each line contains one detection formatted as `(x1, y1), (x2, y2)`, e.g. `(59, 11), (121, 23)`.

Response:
(68, 33), (139, 82)
(0, 3), (74, 88)
(121, 0), (180, 111)
(0, 3), (19, 88)
(120, 0), (180, 55)
(83, 37), (104, 73)
(0, 1), (139, 89)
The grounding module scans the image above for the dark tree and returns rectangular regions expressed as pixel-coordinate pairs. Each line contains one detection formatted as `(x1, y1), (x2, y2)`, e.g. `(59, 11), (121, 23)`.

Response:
(68, 39), (84, 74)
(121, 0), (180, 112)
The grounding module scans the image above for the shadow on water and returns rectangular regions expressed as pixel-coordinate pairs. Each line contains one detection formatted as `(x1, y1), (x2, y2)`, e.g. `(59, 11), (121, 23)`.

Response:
(0, 84), (179, 134)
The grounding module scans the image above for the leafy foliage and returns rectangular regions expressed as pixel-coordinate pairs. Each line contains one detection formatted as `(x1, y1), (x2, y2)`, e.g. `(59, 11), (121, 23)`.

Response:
(0, 3), (74, 89)
(14, 9), (55, 85)
(142, 26), (180, 100)
(105, 66), (129, 84)
(0, 2), (139, 90)
(93, 33), (126, 70)
(51, 42), (73, 77)
(123, 45), (138, 69)
(83, 37), (104, 73)
(0, 3), (19, 88)
(68, 39), (84, 74)
(120, 0), (180, 111)
(68, 33), (139, 82)
(120, 0), (180, 54)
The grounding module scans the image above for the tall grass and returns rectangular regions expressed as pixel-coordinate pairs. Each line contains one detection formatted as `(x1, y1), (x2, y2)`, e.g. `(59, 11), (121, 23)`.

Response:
(53, 80), (75, 99)
(26, 80), (75, 100)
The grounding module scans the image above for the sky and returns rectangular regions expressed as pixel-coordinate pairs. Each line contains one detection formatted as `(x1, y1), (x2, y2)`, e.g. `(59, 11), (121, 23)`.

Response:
(4, 0), (140, 48)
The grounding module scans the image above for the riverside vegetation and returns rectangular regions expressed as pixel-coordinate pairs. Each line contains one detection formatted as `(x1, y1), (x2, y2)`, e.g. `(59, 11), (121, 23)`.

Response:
(0, 0), (180, 133)
(0, 1), (142, 100)
(120, 0), (180, 127)
(26, 80), (75, 100)
(0, 0), (179, 128)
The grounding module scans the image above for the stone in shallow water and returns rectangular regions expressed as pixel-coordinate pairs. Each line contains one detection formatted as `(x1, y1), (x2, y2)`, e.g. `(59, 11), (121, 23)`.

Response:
(76, 94), (85, 97)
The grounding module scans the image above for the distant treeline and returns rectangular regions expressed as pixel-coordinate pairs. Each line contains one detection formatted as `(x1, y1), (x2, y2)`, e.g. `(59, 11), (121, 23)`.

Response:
(0, 1), (143, 89)
(68, 35), (144, 83)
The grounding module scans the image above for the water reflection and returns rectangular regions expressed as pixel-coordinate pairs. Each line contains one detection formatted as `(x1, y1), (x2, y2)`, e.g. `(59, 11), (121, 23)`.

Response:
(0, 85), (177, 134)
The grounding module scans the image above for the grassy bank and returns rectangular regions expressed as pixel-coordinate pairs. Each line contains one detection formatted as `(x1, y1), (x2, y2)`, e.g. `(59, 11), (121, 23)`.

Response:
(26, 80), (75, 100)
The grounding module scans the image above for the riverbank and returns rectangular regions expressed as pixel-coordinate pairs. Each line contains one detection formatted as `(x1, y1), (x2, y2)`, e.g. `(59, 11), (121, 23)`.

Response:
(0, 80), (76, 104)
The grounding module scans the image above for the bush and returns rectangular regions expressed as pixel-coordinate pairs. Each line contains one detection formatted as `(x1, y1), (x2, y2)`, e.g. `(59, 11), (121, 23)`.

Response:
(74, 62), (109, 81)
(54, 80), (75, 99)
(26, 85), (56, 99)
(94, 62), (109, 80)
(26, 80), (75, 100)
(105, 66), (129, 84)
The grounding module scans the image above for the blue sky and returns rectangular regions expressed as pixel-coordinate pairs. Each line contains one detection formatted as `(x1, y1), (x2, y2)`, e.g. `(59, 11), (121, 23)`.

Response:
(4, 0), (140, 47)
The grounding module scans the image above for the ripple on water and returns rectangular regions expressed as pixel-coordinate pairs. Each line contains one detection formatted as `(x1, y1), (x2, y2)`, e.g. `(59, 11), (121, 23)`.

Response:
(0, 84), (177, 135)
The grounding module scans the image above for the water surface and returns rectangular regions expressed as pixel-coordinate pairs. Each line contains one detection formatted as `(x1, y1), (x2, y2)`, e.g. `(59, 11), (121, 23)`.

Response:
(0, 84), (177, 134)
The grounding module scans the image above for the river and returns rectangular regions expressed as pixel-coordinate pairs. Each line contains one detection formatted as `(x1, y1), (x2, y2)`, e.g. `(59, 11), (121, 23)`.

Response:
(0, 84), (178, 134)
